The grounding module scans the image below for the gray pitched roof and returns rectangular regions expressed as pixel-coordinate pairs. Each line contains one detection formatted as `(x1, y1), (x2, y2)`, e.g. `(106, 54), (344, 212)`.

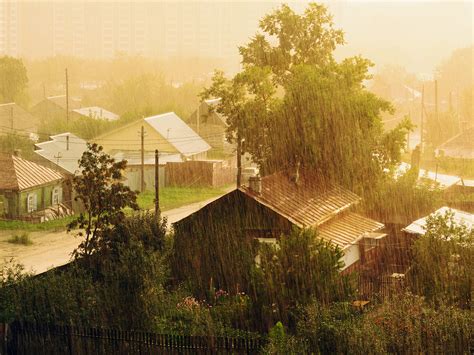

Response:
(145, 112), (211, 156)
(34, 133), (88, 174)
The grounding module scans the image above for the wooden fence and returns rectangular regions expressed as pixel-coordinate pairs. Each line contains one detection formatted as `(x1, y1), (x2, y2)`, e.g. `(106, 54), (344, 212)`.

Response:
(3, 321), (265, 354)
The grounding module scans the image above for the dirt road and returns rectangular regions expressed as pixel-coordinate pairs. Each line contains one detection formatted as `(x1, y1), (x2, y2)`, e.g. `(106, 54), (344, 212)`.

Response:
(0, 189), (232, 275)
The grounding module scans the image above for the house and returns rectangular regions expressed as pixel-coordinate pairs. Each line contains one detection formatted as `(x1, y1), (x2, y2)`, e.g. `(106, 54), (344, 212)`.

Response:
(0, 102), (40, 138)
(94, 112), (211, 161)
(172, 169), (386, 293)
(403, 206), (473, 236)
(187, 99), (233, 153)
(30, 95), (82, 122)
(0, 153), (68, 220)
(34, 133), (88, 175)
(435, 127), (474, 160)
(72, 106), (119, 121)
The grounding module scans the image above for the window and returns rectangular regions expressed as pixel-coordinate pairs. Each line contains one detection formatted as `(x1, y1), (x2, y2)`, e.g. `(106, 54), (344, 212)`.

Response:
(27, 193), (37, 213)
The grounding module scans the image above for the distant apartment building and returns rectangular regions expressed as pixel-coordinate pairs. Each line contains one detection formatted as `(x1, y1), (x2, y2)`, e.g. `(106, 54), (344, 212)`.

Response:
(0, 0), (19, 56)
(0, 2), (275, 60)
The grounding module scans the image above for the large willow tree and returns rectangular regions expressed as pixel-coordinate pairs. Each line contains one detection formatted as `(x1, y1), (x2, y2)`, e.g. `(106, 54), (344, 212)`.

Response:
(202, 3), (411, 193)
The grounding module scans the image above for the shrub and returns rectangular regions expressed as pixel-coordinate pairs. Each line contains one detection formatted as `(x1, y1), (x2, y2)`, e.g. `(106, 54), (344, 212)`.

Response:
(7, 232), (33, 245)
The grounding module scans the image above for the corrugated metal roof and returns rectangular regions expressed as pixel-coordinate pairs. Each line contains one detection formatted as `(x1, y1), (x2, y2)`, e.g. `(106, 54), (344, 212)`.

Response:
(318, 212), (385, 248)
(403, 207), (473, 235)
(35, 133), (88, 174)
(73, 107), (119, 121)
(0, 154), (63, 191)
(240, 170), (361, 227)
(145, 112), (211, 156)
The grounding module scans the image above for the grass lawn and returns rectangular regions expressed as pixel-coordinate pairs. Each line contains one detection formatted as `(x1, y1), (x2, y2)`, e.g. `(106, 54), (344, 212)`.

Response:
(0, 215), (76, 232)
(137, 186), (230, 211)
(0, 186), (230, 231)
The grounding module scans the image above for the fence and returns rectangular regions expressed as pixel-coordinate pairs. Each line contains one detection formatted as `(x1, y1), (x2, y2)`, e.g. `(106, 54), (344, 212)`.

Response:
(2, 321), (265, 354)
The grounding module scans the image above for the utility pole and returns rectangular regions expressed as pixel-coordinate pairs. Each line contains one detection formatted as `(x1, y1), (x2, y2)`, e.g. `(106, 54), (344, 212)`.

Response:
(65, 68), (69, 127)
(196, 103), (200, 134)
(435, 80), (439, 125)
(236, 133), (242, 188)
(154, 149), (160, 217)
(141, 125), (145, 193)
(420, 85), (424, 153)
(10, 106), (13, 131)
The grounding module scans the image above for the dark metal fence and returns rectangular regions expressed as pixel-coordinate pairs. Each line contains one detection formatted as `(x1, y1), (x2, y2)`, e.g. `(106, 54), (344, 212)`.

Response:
(3, 321), (265, 354)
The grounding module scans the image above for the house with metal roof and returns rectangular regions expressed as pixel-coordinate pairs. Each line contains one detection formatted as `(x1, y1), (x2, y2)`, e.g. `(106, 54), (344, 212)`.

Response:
(94, 112), (211, 160)
(172, 169), (386, 292)
(186, 99), (234, 153)
(403, 206), (473, 236)
(34, 133), (88, 175)
(72, 106), (119, 121)
(0, 102), (40, 138)
(0, 153), (67, 220)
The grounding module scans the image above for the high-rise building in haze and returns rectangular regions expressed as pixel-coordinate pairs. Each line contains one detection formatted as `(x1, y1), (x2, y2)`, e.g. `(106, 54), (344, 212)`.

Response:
(0, 1), (275, 60)
(0, 0), (19, 57)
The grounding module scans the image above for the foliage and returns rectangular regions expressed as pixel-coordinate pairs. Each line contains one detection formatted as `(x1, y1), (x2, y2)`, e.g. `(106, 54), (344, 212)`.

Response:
(7, 233), (33, 245)
(424, 110), (460, 148)
(436, 46), (473, 99)
(39, 114), (119, 140)
(244, 229), (354, 331)
(0, 213), (168, 330)
(67, 143), (139, 258)
(0, 133), (37, 160)
(364, 168), (443, 224)
(409, 210), (473, 308)
(296, 294), (473, 354)
(0, 56), (29, 105)
(202, 3), (411, 194)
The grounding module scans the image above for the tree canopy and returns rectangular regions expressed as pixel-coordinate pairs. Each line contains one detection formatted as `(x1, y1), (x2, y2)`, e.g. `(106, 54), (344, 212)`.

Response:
(0, 56), (29, 105)
(202, 2), (412, 193)
(68, 143), (139, 259)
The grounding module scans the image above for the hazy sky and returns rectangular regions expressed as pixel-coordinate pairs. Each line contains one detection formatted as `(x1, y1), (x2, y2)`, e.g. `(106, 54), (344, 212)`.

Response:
(8, 1), (474, 76)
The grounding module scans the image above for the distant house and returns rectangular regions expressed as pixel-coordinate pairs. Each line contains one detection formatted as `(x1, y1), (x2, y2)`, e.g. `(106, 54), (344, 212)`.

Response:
(94, 112), (211, 161)
(30, 95), (82, 122)
(436, 127), (474, 160)
(0, 102), (40, 138)
(72, 107), (119, 121)
(34, 133), (88, 175)
(187, 99), (233, 153)
(0, 153), (67, 220)
(403, 206), (473, 236)
(172, 169), (386, 292)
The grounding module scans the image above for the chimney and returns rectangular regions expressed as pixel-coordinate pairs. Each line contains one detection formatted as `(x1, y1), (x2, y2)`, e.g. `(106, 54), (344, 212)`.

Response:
(66, 135), (70, 151)
(13, 149), (21, 157)
(249, 175), (262, 194)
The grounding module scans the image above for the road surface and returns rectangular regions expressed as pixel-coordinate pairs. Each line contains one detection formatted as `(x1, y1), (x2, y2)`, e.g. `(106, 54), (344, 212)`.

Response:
(0, 189), (232, 275)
